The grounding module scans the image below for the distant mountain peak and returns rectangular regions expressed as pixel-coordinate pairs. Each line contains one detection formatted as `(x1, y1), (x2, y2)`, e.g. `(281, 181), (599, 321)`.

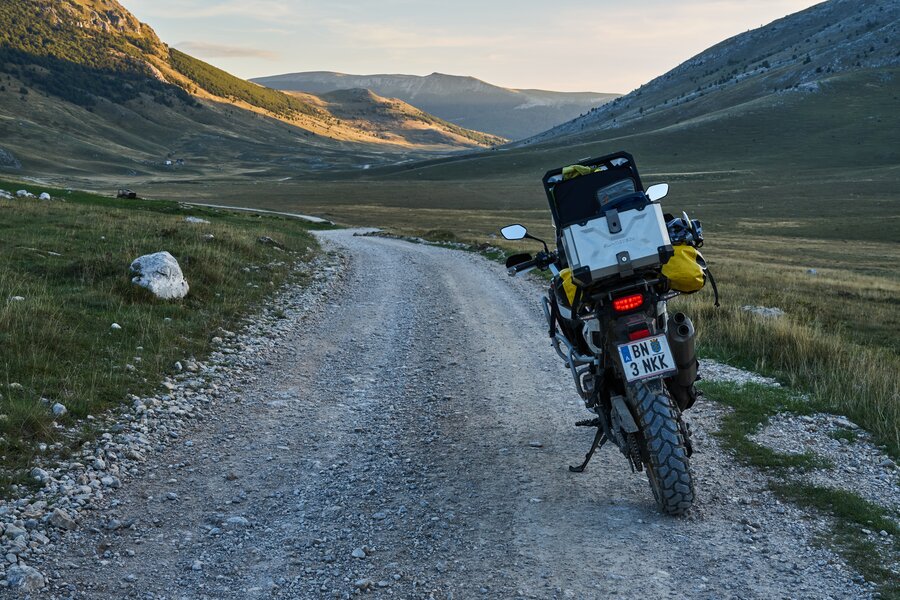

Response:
(252, 71), (619, 139)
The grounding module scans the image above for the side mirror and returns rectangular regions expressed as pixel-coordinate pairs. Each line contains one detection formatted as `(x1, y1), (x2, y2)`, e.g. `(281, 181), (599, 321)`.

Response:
(646, 183), (669, 202)
(500, 224), (528, 240)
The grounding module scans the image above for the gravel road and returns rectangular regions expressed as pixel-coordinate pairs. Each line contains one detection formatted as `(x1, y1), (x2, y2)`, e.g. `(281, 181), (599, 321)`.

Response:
(34, 230), (872, 599)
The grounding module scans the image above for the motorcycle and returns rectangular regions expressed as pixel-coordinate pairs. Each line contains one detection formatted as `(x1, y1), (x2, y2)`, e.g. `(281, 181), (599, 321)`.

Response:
(501, 151), (705, 515)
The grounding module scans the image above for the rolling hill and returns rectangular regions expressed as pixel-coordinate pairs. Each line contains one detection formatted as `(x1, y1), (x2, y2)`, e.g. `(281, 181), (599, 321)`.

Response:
(517, 0), (899, 146)
(251, 71), (619, 140)
(172, 0), (898, 251)
(347, 0), (899, 184)
(0, 0), (502, 183)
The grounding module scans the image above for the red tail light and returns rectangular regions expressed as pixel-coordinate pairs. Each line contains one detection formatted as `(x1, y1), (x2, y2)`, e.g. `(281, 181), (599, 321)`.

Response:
(628, 328), (651, 341)
(612, 293), (644, 313)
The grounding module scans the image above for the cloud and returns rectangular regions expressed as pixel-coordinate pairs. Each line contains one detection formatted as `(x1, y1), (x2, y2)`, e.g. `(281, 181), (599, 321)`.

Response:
(175, 41), (279, 59)
(323, 19), (512, 50)
(127, 0), (302, 22)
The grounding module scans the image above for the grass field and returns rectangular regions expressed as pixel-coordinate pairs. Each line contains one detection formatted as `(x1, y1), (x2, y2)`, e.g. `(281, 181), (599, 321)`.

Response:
(180, 68), (894, 456)
(0, 180), (324, 493)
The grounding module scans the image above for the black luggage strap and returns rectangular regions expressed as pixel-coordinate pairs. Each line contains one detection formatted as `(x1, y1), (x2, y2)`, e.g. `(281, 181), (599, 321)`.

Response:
(706, 266), (720, 307)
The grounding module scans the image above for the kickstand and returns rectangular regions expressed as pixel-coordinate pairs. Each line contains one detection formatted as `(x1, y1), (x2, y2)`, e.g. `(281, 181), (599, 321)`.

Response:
(569, 424), (607, 473)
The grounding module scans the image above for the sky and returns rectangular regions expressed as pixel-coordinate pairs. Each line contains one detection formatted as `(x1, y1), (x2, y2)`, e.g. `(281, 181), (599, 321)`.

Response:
(123, 0), (824, 93)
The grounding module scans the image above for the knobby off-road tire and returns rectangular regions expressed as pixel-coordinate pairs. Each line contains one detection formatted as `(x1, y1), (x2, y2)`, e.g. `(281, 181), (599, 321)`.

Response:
(633, 384), (695, 515)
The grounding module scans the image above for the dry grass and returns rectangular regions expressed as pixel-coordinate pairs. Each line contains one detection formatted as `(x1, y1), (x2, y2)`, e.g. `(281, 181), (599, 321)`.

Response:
(667, 250), (899, 456)
(0, 183), (322, 492)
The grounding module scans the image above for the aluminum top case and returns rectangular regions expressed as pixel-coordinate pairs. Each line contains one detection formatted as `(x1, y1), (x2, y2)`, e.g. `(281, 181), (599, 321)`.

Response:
(542, 151), (673, 285)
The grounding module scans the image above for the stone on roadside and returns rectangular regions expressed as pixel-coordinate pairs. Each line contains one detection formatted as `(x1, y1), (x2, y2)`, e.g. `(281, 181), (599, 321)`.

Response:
(351, 547), (366, 559)
(4, 564), (46, 591)
(30, 467), (50, 483)
(101, 475), (121, 488)
(49, 508), (77, 531)
(129, 251), (189, 300)
(225, 516), (250, 528)
(354, 578), (373, 590)
(51, 402), (67, 417)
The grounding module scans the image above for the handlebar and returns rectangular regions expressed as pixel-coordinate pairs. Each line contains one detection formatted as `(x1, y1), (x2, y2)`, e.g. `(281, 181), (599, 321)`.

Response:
(507, 251), (558, 276)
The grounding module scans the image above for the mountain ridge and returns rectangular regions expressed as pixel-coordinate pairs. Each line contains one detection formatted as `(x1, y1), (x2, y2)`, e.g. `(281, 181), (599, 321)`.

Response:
(0, 0), (504, 181)
(519, 0), (898, 145)
(252, 71), (619, 139)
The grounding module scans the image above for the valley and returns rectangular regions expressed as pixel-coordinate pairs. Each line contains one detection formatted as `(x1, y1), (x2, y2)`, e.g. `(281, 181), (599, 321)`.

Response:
(0, 0), (898, 595)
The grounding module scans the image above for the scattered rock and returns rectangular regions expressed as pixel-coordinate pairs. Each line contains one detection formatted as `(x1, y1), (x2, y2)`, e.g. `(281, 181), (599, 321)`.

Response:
(51, 402), (67, 417)
(741, 305), (785, 318)
(832, 417), (858, 430)
(351, 547), (366, 559)
(101, 476), (121, 488)
(354, 578), (373, 590)
(257, 236), (283, 248)
(8, 296), (25, 303)
(49, 508), (77, 531)
(130, 251), (189, 300)
(39, 192), (51, 201)
(225, 516), (250, 528)
(111, 323), (122, 331)
(4, 565), (46, 591)
(184, 216), (210, 224)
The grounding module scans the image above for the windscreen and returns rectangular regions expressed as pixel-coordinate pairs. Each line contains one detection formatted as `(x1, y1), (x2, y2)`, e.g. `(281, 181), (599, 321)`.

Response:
(556, 177), (637, 226)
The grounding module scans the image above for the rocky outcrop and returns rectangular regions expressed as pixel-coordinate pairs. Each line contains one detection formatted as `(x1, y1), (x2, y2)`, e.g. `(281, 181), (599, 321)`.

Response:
(0, 147), (21, 169)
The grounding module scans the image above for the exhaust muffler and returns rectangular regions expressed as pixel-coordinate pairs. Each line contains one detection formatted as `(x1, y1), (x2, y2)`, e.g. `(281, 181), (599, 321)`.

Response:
(667, 312), (698, 409)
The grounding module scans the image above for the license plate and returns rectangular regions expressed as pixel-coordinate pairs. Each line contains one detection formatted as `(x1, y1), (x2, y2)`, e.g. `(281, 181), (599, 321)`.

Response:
(617, 336), (677, 382)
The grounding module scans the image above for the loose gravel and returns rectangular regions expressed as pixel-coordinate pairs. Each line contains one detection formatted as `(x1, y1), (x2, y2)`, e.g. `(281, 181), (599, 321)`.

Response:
(751, 413), (899, 512)
(1, 230), (885, 598)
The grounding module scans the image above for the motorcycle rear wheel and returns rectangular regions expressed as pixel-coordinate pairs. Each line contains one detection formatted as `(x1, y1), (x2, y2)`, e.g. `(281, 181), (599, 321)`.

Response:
(632, 384), (695, 515)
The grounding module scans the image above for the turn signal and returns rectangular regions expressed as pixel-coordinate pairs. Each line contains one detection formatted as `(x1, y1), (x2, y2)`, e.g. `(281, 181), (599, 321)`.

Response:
(612, 293), (644, 312)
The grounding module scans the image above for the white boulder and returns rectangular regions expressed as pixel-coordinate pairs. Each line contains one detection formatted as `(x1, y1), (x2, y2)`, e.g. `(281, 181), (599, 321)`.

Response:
(16, 189), (34, 198)
(51, 402), (67, 417)
(130, 252), (189, 300)
(184, 216), (209, 224)
(0, 189), (12, 200)
(39, 192), (51, 201)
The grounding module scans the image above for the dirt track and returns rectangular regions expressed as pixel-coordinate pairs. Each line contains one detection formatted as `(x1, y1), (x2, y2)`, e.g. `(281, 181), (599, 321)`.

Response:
(38, 230), (869, 599)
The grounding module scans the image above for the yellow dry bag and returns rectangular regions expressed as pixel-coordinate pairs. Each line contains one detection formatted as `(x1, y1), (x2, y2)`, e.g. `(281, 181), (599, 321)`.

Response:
(557, 268), (579, 305)
(662, 244), (707, 293)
